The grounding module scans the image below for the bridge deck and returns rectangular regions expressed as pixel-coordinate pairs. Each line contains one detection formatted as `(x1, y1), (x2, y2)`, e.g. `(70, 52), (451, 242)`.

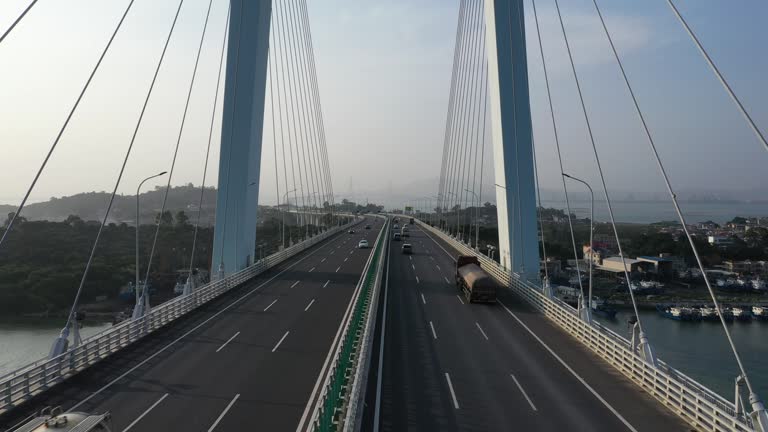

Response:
(1, 218), (384, 432)
(369, 224), (689, 431)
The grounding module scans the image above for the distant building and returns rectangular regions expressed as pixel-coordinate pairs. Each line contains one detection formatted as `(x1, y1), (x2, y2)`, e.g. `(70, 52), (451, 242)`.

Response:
(598, 257), (641, 274)
(637, 255), (674, 276)
(723, 260), (768, 275)
(708, 235), (734, 247)
(582, 245), (608, 266)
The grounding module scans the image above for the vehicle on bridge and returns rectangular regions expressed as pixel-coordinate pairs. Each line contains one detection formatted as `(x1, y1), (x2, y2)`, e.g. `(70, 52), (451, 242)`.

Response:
(409, 217), (414, 224)
(456, 255), (497, 303)
(358, 239), (369, 249)
(392, 232), (401, 241)
(400, 226), (409, 237)
(402, 243), (412, 254)
(11, 407), (112, 431)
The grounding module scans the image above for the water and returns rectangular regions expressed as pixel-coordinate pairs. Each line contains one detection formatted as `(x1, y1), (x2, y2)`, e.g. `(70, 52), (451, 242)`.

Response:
(540, 199), (768, 224)
(0, 320), (112, 377)
(598, 309), (768, 401)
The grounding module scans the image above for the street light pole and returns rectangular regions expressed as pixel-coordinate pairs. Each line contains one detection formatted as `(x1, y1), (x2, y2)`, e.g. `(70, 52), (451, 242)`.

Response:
(135, 171), (166, 315)
(563, 173), (594, 324)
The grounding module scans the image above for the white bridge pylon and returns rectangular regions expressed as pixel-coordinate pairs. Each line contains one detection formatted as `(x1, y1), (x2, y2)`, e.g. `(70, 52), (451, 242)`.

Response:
(484, 0), (539, 278)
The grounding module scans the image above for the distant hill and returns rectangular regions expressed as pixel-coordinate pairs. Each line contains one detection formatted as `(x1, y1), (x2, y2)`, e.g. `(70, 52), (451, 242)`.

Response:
(1, 185), (218, 225)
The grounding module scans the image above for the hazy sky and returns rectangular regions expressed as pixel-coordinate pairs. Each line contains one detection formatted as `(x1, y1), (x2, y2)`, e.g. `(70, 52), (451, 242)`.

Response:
(0, 0), (766, 209)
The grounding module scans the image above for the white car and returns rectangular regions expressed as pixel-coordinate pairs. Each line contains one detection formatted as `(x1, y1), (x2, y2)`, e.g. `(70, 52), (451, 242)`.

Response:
(358, 239), (369, 249)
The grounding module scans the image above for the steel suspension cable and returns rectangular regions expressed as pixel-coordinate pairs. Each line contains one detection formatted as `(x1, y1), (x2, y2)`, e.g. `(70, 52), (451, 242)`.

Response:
(531, 0), (583, 298)
(288, 0), (322, 230)
(469, 54), (488, 249)
(553, 0), (646, 333)
(459, 0), (485, 244)
(446, 0), (473, 235)
(64, 0), (185, 329)
(189, 4), (230, 276)
(270, 11), (291, 246)
(298, 0), (329, 225)
(268, 53), (281, 246)
(593, 0), (758, 389)
(666, 0), (768, 153)
(0, 0), (39, 45)
(438, 0), (466, 227)
(275, 0), (302, 233)
(284, 0), (314, 235)
(0, 0), (136, 252)
(477, 69), (489, 252)
(299, 0), (335, 222)
(143, 0), (215, 289)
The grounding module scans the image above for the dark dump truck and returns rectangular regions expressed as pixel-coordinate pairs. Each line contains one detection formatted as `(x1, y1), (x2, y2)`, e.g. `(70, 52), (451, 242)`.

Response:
(456, 255), (497, 303)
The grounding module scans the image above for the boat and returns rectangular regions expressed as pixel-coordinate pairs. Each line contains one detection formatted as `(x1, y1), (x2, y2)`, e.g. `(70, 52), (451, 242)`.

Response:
(590, 297), (617, 319)
(752, 278), (767, 291)
(717, 307), (735, 322)
(657, 305), (696, 321)
(752, 306), (768, 320)
(698, 306), (718, 321)
(732, 306), (752, 321)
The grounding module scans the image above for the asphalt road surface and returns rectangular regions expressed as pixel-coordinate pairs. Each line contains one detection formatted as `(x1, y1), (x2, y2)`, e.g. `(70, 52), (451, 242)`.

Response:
(370, 222), (689, 432)
(1, 217), (385, 432)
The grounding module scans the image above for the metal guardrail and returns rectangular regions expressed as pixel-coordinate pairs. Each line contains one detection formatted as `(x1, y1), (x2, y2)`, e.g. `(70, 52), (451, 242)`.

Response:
(311, 216), (388, 432)
(0, 219), (358, 417)
(417, 220), (754, 432)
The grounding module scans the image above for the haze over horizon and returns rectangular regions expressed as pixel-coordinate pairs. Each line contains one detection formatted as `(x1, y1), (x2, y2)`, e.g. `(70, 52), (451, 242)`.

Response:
(1, 0), (766, 211)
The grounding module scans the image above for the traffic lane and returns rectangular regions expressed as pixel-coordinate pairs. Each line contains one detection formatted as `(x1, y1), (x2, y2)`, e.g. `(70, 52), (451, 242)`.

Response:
(0, 224), (360, 430)
(410, 235), (611, 430)
(418, 225), (688, 431)
(108, 223), (384, 431)
(211, 221), (386, 431)
(380, 236), (460, 432)
(401, 240), (539, 431)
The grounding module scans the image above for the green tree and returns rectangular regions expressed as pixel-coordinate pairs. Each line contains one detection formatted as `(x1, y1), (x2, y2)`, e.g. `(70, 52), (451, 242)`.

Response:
(175, 211), (190, 227)
(156, 210), (174, 226)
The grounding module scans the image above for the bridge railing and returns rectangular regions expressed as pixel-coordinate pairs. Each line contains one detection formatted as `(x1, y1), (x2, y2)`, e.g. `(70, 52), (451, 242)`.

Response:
(0, 218), (358, 417)
(417, 220), (754, 432)
(311, 216), (388, 432)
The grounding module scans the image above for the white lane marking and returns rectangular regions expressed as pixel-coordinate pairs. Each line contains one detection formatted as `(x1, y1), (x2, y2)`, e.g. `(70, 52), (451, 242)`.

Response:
(416, 276), (420, 284)
(445, 373), (460, 409)
(436, 265), (441, 271)
(411, 264), (415, 271)
(304, 299), (316, 311)
(510, 373), (538, 412)
(264, 299), (278, 311)
(344, 257), (349, 262)
(291, 281), (300, 289)
(421, 293), (426, 304)
(429, 321), (438, 339)
(208, 394), (240, 432)
(475, 322), (489, 340)
(498, 300), (638, 432)
(216, 331), (241, 353)
(296, 220), (387, 431)
(444, 276), (450, 284)
(68, 236), (331, 413)
(336, 266), (341, 273)
(272, 331), (290, 352)
(323, 280), (330, 288)
(350, 250), (354, 255)
(122, 393), (169, 432)
(456, 294), (465, 305)
(330, 251), (335, 255)
(409, 256), (412, 261)
(321, 258), (326, 263)
(309, 267), (315, 273)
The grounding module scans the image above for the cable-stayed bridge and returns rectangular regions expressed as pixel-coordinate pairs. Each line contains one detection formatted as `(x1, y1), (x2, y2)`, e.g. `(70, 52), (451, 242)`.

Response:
(1, 1), (766, 431)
